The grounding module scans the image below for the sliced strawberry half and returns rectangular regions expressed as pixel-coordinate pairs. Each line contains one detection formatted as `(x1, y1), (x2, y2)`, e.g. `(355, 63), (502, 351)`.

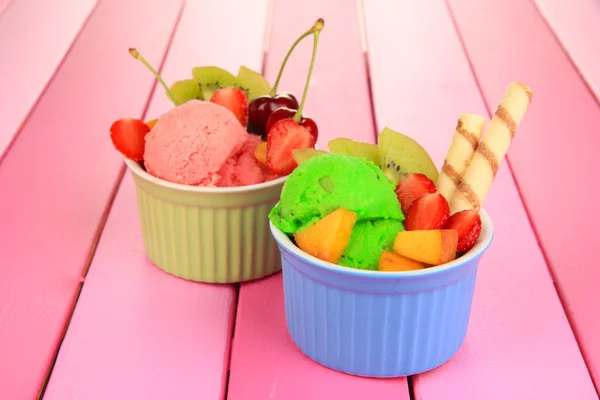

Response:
(210, 87), (249, 128)
(444, 210), (482, 253)
(267, 118), (315, 175)
(395, 173), (437, 214)
(404, 192), (450, 231)
(109, 118), (150, 161)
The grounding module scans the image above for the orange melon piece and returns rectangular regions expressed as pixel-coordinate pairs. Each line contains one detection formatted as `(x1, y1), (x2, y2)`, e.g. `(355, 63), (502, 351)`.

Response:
(294, 208), (358, 264)
(254, 141), (267, 165)
(146, 118), (158, 129)
(392, 230), (458, 265)
(378, 251), (426, 272)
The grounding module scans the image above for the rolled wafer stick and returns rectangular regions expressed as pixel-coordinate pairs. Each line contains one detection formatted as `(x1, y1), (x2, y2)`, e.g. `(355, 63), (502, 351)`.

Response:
(449, 81), (533, 214)
(437, 114), (486, 202)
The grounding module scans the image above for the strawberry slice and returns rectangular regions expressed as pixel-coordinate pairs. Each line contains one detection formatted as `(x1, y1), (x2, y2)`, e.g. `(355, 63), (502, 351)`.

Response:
(404, 192), (450, 231)
(210, 87), (249, 128)
(109, 118), (150, 161)
(267, 118), (315, 175)
(444, 210), (482, 253)
(395, 173), (437, 214)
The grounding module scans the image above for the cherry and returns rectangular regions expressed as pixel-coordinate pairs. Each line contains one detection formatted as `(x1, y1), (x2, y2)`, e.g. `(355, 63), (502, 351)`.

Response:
(248, 20), (318, 138)
(266, 19), (323, 144)
(248, 93), (298, 138)
(266, 107), (318, 141)
(129, 48), (179, 106)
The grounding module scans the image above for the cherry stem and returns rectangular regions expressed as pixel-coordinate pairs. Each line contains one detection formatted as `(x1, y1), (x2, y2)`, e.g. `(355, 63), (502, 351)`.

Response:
(270, 18), (323, 96)
(129, 48), (179, 106)
(294, 19), (323, 122)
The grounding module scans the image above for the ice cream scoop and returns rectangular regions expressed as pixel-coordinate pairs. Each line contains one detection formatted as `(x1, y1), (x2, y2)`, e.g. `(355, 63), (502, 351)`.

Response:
(339, 219), (405, 270)
(144, 100), (248, 186)
(216, 133), (278, 187)
(269, 153), (404, 234)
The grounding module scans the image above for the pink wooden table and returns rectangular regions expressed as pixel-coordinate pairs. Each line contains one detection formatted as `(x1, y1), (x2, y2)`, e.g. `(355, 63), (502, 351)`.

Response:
(0, 0), (598, 399)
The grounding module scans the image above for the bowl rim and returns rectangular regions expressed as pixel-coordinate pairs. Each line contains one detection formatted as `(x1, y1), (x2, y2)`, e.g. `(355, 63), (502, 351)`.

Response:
(270, 208), (494, 279)
(124, 158), (288, 194)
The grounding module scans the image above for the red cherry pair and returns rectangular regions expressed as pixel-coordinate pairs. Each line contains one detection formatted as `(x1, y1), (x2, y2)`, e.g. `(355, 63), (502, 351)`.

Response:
(264, 19), (325, 175)
(248, 19), (322, 142)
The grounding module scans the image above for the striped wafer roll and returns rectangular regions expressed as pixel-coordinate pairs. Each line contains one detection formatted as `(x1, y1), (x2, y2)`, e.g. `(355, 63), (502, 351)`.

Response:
(449, 82), (533, 214)
(437, 114), (486, 202)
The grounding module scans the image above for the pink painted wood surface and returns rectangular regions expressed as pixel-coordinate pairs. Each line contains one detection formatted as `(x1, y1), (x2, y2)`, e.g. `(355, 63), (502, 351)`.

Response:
(145, 0), (270, 120)
(43, 176), (237, 400)
(448, 0), (600, 392)
(0, 0), (14, 16)
(0, 0), (97, 160)
(534, 0), (600, 101)
(43, 1), (269, 399)
(0, 0), (182, 398)
(227, 1), (410, 399)
(363, 0), (597, 399)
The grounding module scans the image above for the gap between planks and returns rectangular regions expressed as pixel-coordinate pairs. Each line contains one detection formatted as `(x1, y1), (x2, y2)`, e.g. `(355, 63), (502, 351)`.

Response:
(0, 1), (98, 167)
(224, 2), (274, 397)
(530, 0), (600, 106)
(34, 3), (187, 398)
(443, 0), (599, 395)
(224, 283), (241, 400)
(356, 0), (418, 395)
(356, 0), (379, 144)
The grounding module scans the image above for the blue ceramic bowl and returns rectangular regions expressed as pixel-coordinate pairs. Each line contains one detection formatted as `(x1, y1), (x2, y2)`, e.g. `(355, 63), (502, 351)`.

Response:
(269, 209), (494, 378)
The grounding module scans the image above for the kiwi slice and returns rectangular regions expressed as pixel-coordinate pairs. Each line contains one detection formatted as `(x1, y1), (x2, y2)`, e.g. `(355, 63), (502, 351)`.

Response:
(191, 66), (236, 100)
(328, 138), (380, 165)
(235, 66), (271, 101)
(292, 148), (327, 164)
(377, 127), (439, 184)
(169, 79), (202, 104)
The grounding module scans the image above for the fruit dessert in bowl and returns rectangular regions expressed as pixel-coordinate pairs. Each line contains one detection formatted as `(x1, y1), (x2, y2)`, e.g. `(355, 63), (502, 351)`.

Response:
(109, 20), (325, 283)
(269, 82), (532, 377)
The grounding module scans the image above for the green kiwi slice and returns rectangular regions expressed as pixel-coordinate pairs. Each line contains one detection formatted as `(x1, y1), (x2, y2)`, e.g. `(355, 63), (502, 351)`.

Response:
(292, 148), (327, 165)
(191, 66), (236, 100)
(234, 66), (271, 101)
(377, 127), (439, 184)
(169, 79), (202, 104)
(328, 138), (380, 165)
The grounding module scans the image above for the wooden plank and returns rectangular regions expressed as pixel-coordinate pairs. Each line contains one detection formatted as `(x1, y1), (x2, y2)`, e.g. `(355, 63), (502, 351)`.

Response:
(448, 0), (600, 392)
(362, 0), (598, 399)
(43, 176), (237, 400)
(534, 0), (600, 101)
(227, 1), (410, 399)
(42, 1), (269, 399)
(144, 0), (269, 119)
(0, 0), (14, 15)
(0, 1), (182, 399)
(0, 0), (97, 160)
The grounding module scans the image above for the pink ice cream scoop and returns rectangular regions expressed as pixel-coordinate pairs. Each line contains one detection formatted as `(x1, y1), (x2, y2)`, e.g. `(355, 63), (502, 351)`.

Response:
(144, 100), (280, 187)
(217, 134), (280, 187)
(144, 100), (248, 185)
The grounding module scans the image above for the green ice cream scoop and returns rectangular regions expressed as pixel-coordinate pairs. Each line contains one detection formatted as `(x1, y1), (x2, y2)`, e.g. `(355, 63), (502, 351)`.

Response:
(269, 153), (404, 234)
(339, 219), (405, 270)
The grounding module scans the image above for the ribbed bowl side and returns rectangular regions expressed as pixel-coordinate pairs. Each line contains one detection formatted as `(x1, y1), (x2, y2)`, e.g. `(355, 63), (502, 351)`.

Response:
(281, 253), (478, 377)
(135, 184), (281, 283)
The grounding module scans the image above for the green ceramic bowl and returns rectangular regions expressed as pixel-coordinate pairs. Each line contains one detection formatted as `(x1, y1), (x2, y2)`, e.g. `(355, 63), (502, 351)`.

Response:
(125, 159), (286, 283)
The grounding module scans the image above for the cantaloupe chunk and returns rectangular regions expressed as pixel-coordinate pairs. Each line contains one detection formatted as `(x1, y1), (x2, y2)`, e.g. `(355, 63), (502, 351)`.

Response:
(146, 119), (158, 129)
(392, 230), (458, 265)
(294, 208), (358, 264)
(253, 141), (267, 165)
(378, 251), (426, 272)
